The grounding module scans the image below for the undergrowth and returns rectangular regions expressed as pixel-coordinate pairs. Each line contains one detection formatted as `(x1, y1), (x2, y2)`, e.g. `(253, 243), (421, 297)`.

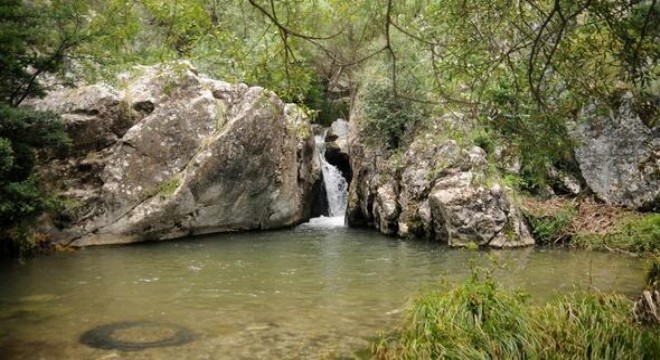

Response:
(526, 204), (576, 245)
(371, 266), (660, 359)
(523, 197), (660, 255)
(574, 214), (660, 254)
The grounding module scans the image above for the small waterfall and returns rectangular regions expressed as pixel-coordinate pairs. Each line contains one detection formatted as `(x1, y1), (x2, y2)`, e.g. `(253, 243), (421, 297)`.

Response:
(315, 133), (348, 217)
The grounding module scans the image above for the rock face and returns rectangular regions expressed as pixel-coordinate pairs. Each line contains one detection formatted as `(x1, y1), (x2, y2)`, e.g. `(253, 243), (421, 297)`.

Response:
(323, 118), (351, 182)
(347, 112), (534, 248)
(573, 92), (660, 211)
(29, 62), (321, 246)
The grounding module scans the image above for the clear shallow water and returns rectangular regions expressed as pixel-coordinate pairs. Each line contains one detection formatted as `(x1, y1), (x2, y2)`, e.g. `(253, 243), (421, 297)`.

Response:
(0, 221), (646, 359)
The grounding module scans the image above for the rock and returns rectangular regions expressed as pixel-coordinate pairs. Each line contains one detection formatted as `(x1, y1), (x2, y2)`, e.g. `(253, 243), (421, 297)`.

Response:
(573, 92), (660, 210)
(30, 62), (321, 246)
(24, 84), (130, 155)
(325, 118), (349, 142)
(347, 99), (533, 248)
(311, 124), (325, 138)
(374, 182), (399, 235)
(323, 119), (351, 182)
(494, 145), (521, 175)
(547, 166), (582, 196)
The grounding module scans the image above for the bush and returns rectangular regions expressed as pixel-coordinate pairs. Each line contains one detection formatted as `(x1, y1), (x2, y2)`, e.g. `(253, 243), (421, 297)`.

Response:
(372, 270), (660, 359)
(301, 75), (349, 126)
(359, 84), (424, 150)
(0, 105), (70, 258)
(525, 205), (576, 246)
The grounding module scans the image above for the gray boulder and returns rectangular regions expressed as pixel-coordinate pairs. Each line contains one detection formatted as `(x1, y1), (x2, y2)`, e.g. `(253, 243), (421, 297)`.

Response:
(26, 84), (130, 155)
(31, 62), (321, 246)
(573, 92), (659, 210)
(347, 103), (533, 248)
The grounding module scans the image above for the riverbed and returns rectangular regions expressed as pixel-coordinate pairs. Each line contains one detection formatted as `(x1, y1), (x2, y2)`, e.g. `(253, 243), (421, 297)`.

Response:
(0, 218), (645, 359)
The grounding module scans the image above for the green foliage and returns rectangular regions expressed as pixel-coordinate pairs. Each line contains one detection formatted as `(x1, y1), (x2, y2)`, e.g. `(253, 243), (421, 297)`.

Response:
(302, 76), (348, 126)
(359, 83), (424, 150)
(372, 269), (660, 359)
(575, 214), (660, 254)
(0, 105), (70, 258)
(0, 0), (99, 106)
(646, 254), (660, 289)
(526, 205), (577, 246)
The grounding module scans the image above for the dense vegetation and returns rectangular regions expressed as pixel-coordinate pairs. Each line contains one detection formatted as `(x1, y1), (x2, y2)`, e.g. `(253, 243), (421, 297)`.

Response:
(0, 1), (73, 258)
(371, 264), (660, 359)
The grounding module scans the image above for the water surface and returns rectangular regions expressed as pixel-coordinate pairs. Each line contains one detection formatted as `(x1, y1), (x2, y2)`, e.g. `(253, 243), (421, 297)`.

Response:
(0, 220), (645, 359)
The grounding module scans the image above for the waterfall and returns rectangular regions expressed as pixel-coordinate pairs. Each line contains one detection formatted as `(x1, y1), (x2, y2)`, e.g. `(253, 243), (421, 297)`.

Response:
(315, 134), (348, 217)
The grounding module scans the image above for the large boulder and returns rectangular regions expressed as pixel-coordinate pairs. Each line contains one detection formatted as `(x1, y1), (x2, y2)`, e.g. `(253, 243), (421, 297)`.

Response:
(573, 92), (660, 210)
(30, 62), (321, 246)
(347, 106), (533, 248)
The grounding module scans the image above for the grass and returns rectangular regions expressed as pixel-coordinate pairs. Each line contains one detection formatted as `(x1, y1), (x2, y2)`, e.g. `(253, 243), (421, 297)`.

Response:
(371, 268), (660, 359)
(574, 214), (660, 254)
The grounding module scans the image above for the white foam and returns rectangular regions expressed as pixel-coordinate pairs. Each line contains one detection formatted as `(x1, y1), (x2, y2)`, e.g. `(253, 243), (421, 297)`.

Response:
(298, 216), (345, 229)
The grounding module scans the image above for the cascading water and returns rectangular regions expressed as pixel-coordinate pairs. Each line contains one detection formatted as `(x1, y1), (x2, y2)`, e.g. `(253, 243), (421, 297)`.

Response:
(306, 133), (349, 227)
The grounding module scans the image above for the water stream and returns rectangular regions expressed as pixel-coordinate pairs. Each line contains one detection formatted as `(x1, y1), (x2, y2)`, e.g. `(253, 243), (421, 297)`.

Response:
(315, 133), (348, 218)
(0, 225), (645, 359)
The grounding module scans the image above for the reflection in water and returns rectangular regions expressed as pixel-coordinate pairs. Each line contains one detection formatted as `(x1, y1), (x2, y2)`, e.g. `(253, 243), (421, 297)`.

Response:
(0, 224), (645, 359)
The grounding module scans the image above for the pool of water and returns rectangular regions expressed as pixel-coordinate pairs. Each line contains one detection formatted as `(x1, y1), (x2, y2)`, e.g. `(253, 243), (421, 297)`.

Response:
(0, 218), (646, 359)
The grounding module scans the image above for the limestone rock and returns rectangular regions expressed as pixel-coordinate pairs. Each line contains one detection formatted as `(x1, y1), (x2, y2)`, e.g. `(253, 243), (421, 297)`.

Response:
(347, 104), (533, 248)
(30, 62), (321, 246)
(25, 84), (129, 155)
(572, 92), (660, 210)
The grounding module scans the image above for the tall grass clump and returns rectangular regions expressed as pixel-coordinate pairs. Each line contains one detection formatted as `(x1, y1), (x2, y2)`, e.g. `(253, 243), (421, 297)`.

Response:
(372, 268), (660, 359)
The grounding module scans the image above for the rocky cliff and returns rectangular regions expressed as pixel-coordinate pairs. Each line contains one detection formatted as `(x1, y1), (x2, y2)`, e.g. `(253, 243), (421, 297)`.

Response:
(346, 109), (534, 248)
(28, 62), (321, 246)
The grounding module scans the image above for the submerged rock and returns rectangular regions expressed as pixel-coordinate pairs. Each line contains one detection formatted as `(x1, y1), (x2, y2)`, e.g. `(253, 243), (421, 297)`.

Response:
(347, 104), (533, 248)
(29, 62), (321, 246)
(572, 92), (660, 210)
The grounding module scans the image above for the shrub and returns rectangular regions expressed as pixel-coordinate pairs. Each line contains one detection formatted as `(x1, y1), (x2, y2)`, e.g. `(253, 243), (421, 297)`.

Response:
(359, 84), (424, 150)
(0, 105), (70, 258)
(526, 204), (576, 245)
(301, 75), (349, 126)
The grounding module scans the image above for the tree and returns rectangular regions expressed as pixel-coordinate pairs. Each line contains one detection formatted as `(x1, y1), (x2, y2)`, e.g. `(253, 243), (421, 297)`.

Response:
(0, 0), (81, 258)
(0, 105), (70, 258)
(0, 0), (96, 106)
